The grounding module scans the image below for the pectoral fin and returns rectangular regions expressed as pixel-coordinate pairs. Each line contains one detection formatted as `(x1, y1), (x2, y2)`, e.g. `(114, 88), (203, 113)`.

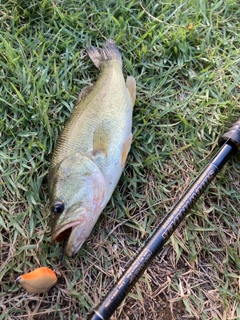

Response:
(126, 76), (136, 107)
(93, 123), (111, 157)
(121, 133), (132, 166)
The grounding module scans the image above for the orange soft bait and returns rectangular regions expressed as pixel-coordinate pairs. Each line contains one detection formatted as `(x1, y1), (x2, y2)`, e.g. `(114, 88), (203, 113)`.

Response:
(16, 267), (57, 294)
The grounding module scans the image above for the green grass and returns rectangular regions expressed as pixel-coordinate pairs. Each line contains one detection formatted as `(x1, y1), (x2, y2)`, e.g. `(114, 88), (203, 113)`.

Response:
(0, 0), (240, 319)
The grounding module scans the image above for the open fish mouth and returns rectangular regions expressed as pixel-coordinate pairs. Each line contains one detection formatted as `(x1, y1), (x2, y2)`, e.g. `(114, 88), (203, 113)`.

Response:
(52, 220), (83, 243)
(51, 207), (92, 256)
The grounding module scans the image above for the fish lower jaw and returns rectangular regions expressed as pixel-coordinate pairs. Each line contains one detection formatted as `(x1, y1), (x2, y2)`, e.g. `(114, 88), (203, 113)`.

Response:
(64, 215), (100, 256)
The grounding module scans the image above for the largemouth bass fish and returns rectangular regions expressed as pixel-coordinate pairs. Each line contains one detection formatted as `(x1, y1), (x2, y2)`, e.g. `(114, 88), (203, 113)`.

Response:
(49, 40), (136, 256)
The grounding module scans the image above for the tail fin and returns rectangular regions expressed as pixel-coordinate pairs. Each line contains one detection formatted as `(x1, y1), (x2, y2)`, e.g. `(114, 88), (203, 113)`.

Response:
(86, 39), (122, 69)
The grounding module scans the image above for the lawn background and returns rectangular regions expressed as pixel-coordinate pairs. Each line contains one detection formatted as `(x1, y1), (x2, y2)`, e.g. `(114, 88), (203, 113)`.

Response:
(0, 0), (240, 319)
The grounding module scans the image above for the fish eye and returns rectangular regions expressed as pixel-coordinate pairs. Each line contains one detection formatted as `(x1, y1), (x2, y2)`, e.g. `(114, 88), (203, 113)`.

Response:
(52, 202), (65, 215)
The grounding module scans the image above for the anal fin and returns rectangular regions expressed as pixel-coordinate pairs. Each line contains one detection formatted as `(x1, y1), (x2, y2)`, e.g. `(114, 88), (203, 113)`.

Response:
(126, 76), (136, 107)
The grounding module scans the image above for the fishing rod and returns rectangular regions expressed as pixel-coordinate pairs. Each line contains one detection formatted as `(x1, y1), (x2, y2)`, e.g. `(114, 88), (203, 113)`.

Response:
(88, 120), (240, 320)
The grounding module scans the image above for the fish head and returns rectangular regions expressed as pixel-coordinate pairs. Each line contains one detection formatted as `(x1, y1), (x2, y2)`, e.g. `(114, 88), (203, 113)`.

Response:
(49, 153), (106, 256)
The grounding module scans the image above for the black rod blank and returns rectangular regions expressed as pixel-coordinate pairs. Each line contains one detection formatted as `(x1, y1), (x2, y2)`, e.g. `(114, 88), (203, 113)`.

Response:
(88, 120), (240, 320)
